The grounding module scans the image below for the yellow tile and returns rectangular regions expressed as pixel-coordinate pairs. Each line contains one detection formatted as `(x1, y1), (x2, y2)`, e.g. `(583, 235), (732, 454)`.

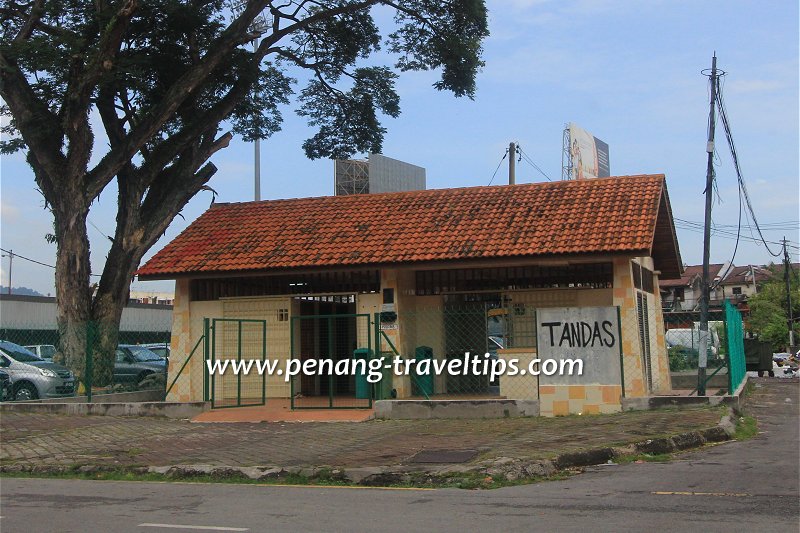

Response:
(602, 386), (621, 404)
(568, 386), (586, 400)
(552, 400), (570, 416)
(539, 385), (556, 395)
(584, 404), (601, 414)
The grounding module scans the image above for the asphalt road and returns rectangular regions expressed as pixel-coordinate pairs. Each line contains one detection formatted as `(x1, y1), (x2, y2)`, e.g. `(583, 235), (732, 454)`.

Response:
(1, 379), (797, 533)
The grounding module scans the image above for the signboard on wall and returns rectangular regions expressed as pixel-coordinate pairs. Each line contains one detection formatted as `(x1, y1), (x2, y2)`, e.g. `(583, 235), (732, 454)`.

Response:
(568, 123), (611, 180)
(536, 306), (621, 385)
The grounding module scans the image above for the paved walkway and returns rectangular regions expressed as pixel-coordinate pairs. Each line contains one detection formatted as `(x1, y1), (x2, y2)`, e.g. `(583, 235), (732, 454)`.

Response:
(1, 403), (724, 470)
(192, 399), (375, 423)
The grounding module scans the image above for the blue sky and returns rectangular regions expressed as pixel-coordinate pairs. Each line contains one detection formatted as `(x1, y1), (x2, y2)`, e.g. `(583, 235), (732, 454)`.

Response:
(1, 0), (798, 295)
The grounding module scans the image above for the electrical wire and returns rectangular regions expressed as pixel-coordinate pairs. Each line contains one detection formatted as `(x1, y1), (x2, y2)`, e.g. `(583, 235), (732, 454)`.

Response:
(710, 184), (743, 290)
(715, 79), (783, 257)
(673, 219), (799, 250)
(88, 219), (114, 242)
(0, 247), (102, 277)
(487, 149), (509, 185)
(517, 146), (553, 182)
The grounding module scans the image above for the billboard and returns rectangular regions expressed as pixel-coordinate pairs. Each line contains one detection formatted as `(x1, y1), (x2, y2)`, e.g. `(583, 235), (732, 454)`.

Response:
(568, 123), (610, 180)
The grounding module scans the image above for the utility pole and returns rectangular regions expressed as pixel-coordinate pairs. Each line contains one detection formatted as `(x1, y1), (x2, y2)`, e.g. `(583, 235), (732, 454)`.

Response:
(1, 249), (12, 294)
(253, 37), (261, 201)
(698, 54), (719, 396)
(508, 142), (516, 185)
(783, 238), (795, 352)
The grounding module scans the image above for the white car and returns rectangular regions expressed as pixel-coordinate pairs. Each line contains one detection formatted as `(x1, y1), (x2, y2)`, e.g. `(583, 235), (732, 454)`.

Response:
(24, 344), (57, 361)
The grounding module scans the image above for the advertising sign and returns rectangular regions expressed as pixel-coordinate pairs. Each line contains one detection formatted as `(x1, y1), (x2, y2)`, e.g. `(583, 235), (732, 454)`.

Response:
(568, 123), (611, 179)
(536, 306), (621, 385)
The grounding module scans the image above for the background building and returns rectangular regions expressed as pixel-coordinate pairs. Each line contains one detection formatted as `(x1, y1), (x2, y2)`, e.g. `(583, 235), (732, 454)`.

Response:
(334, 153), (425, 195)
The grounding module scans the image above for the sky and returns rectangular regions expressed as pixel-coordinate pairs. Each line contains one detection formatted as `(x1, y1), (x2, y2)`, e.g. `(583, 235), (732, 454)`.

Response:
(1, 0), (798, 296)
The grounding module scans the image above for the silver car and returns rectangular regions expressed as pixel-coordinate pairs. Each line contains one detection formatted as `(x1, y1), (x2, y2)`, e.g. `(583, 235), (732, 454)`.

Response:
(0, 340), (76, 401)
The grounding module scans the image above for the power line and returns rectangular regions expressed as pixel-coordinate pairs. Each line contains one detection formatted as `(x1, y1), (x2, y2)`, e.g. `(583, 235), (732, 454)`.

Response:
(517, 146), (553, 182)
(716, 78), (783, 257)
(88, 219), (114, 242)
(0, 247), (102, 277)
(673, 219), (799, 250)
(487, 149), (509, 186)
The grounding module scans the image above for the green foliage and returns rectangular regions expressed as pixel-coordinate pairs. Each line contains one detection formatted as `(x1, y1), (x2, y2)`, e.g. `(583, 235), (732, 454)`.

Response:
(747, 264), (799, 350)
(668, 345), (698, 371)
(1, 0), (490, 158)
(1, 1), (490, 382)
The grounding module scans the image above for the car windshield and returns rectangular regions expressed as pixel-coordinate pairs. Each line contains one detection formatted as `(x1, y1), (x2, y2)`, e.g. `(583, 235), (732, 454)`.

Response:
(40, 345), (57, 358)
(0, 341), (44, 363)
(127, 346), (163, 362)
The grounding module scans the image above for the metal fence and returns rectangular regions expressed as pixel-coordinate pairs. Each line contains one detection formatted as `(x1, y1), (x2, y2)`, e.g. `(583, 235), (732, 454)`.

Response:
(0, 320), (170, 402)
(1, 300), (750, 406)
(290, 313), (373, 409)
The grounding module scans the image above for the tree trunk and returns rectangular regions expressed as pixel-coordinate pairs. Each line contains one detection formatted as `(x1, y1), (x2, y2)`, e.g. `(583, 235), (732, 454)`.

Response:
(54, 211), (93, 385)
(91, 243), (143, 387)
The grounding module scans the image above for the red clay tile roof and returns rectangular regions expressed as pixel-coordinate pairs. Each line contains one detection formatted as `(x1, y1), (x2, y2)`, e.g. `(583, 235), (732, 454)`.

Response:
(137, 174), (682, 279)
(658, 264), (725, 287)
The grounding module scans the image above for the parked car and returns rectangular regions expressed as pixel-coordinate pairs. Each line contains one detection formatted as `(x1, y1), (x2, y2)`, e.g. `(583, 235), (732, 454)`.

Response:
(665, 327), (720, 357)
(140, 342), (170, 361)
(114, 344), (167, 385)
(0, 340), (76, 401)
(24, 344), (57, 361)
(0, 369), (12, 401)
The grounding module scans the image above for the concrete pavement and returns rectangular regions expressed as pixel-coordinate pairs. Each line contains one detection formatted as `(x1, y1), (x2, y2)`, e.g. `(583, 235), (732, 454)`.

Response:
(1, 400), (725, 473)
(1, 379), (797, 532)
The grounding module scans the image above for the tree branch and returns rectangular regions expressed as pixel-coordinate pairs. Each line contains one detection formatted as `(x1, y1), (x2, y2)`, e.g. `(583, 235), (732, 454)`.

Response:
(83, 0), (273, 200)
(12, 0), (44, 41)
(0, 51), (66, 199)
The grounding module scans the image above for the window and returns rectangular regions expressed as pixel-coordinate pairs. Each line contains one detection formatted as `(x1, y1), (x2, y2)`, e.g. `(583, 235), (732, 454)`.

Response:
(277, 309), (289, 322)
(732, 287), (742, 295)
(632, 262), (655, 294)
(636, 292), (653, 392)
(415, 263), (613, 295)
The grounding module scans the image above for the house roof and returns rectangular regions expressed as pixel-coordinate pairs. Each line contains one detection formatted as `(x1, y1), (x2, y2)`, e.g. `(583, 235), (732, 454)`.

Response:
(718, 265), (774, 286)
(137, 174), (683, 279)
(659, 262), (742, 289)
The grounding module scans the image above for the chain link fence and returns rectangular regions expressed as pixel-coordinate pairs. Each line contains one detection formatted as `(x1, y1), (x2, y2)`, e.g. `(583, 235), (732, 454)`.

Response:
(0, 315), (170, 402)
(1, 298), (749, 406)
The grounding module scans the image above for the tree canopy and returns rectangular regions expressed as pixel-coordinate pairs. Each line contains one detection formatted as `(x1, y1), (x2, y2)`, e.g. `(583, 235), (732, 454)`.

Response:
(0, 0), (489, 385)
(747, 263), (799, 351)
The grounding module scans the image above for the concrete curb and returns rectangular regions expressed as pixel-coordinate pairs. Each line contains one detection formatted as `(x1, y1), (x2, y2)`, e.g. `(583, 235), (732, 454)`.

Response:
(0, 400), (209, 419)
(0, 409), (737, 485)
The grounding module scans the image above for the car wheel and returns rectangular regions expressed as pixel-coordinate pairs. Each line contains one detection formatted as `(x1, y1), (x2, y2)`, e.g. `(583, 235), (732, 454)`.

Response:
(768, 370), (775, 377)
(757, 371), (764, 377)
(14, 382), (38, 402)
(136, 371), (153, 387)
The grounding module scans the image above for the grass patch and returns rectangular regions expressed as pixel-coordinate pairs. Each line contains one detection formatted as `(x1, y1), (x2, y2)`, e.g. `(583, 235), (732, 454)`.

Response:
(733, 415), (758, 440)
(614, 453), (673, 465)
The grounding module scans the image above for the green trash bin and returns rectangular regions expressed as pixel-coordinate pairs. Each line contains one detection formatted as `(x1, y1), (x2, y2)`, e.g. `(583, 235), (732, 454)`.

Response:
(353, 348), (373, 399)
(413, 346), (434, 397)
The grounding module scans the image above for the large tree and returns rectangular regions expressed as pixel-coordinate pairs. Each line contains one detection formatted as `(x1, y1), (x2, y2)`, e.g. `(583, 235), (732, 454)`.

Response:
(747, 263), (799, 351)
(1, 0), (489, 385)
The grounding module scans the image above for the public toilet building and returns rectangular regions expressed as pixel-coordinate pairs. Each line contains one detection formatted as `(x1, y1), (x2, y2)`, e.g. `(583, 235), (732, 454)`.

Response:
(138, 174), (682, 416)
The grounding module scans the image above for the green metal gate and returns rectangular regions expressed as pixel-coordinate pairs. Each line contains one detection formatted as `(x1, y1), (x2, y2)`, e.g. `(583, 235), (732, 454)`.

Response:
(290, 313), (374, 409)
(205, 318), (268, 409)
